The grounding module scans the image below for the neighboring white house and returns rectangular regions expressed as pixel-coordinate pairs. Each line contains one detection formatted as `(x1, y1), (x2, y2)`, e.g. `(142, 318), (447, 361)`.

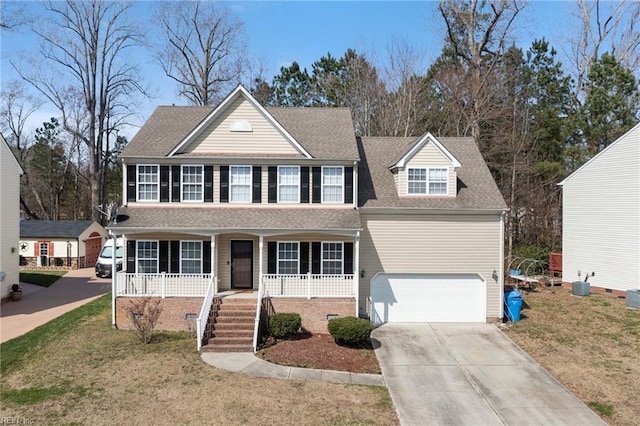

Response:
(559, 122), (640, 294)
(0, 134), (24, 300)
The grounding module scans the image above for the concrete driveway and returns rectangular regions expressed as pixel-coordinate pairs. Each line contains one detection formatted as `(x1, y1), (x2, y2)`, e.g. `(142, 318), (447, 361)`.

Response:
(372, 323), (605, 426)
(1, 268), (111, 343)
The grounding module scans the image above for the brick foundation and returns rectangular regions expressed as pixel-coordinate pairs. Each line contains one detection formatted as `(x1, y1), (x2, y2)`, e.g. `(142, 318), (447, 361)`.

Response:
(268, 297), (356, 334)
(115, 297), (203, 332)
(560, 282), (628, 298)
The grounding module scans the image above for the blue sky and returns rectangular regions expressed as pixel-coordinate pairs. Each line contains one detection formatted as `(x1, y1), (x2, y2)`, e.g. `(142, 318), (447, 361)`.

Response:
(1, 1), (574, 138)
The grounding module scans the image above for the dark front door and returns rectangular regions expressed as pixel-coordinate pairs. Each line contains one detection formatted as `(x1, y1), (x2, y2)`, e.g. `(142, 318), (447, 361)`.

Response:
(231, 240), (253, 289)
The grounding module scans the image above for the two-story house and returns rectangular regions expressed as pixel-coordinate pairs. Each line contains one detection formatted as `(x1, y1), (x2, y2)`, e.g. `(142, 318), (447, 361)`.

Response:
(108, 85), (507, 351)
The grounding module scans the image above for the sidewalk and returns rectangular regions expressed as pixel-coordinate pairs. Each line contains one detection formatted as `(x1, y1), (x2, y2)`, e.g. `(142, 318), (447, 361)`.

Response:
(201, 352), (385, 386)
(0, 268), (111, 343)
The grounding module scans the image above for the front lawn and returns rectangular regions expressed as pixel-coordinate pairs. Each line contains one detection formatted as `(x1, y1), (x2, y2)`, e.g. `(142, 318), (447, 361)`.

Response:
(19, 270), (67, 287)
(504, 286), (640, 425)
(0, 294), (397, 425)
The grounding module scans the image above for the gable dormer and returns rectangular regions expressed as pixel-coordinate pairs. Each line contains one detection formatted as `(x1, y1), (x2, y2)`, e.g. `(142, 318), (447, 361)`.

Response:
(168, 85), (312, 158)
(390, 133), (461, 198)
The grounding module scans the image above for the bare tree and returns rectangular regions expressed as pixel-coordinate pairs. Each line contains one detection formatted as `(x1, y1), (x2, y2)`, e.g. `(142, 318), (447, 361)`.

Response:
(153, 0), (247, 106)
(438, 0), (526, 144)
(13, 0), (146, 222)
(571, 0), (640, 99)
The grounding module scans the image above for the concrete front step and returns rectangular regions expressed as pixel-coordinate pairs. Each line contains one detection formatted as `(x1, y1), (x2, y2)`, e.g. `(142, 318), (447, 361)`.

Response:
(201, 344), (253, 353)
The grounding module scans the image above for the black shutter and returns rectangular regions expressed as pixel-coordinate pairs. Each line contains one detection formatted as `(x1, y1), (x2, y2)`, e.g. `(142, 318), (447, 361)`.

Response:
(204, 166), (214, 202)
(344, 242), (354, 275)
(267, 242), (277, 274)
(202, 240), (211, 274)
(268, 166), (277, 203)
(300, 167), (309, 203)
(170, 240), (180, 273)
(252, 166), (262, 203)
(126, 240), (136, 272)
(171, 166), (180, 202)
(300, 242), (309, 274)
(311, 242), (321, 274)
(126, 165), (136, 202)
(159, 240), (169, 272)
(160, 166), (170, 202)
(220, 166), (229, 203)
(312, 167), (321, 203)
(344, 166), (353, 204)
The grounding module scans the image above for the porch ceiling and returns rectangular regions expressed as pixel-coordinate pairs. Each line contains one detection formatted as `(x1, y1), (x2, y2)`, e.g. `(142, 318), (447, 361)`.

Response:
(107, 206), (361, 234)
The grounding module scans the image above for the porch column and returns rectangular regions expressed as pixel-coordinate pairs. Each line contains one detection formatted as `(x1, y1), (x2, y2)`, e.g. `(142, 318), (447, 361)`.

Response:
(354, 231), (360, 317)
(258, 235), (264, 292)
(110, 231), (118, 326)
(211, 235), (216, 294)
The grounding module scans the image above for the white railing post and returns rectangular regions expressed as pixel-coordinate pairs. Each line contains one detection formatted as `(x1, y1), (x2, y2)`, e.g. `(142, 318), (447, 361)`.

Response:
(253, 236), (264, 352)
(197, 277), (215, 351)
(161, 272), (166, 299)
(354, 231), (360, 316)
(307, 272), (311, 299)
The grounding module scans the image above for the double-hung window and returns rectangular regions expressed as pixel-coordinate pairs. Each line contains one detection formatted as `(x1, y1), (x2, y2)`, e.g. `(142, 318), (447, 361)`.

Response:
(408, 167), (448, 195)
(278, 166), (300, 203)
(181, 165), (203, 202)
(136, 240), (158, 273)
(230, 166), (251, 203)
(322, 166), (343, 203)
(277, 242), (299, 275)
(180, 241), (202, 274)
(137, 165), (159, 201)
(428, 168), (448, 195)
(322, 242), (343, 274)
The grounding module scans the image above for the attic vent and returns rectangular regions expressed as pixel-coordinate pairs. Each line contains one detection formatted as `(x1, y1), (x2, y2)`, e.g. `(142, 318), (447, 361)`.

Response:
(230, 120), (252, 132)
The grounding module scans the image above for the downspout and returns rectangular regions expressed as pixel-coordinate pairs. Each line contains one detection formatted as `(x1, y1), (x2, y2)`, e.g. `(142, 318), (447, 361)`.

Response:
(354, 231), (360, 317)
(499, 212), (505, 320)
(110, 231), (117, 327)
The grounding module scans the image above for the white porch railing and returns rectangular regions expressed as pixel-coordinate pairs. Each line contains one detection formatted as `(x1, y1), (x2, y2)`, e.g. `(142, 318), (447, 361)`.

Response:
(196, 276), (217, 351)
(262, 273), (355, 298)
(115, 272), (212, 297)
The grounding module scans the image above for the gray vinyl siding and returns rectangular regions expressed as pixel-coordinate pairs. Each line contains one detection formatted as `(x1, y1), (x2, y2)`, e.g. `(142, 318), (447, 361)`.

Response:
(398, 142), (457, 197)
(184, 97), (302, 155)
(0, 139), (21, 298)
(359, 212), (503, 318)
(561, 124), (640, 291)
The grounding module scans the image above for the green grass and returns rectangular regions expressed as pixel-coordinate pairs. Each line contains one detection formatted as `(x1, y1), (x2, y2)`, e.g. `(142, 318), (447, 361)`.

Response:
(0, 293), (111, 376)
(1, 385), (82, 405)
(588, 401), (614, 417)
(19, 270), (67, 287)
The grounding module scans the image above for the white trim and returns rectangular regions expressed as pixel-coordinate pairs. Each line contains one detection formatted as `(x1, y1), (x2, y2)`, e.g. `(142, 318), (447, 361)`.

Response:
(321, 166), (344, 204)
(406, 166), (449, 196)
(499, 212), (505, 319)
(136, 240), (159, 274)
(559, 121), (640, 186)
(276, 241), (300, 275)
(180, 164), (204, 202)
(392, 132), (462, 170)
(136, 164), (160, 202)
(277, 165), (300, 203)
(167, 85), (312, 158)
(229, 165), (252, 203)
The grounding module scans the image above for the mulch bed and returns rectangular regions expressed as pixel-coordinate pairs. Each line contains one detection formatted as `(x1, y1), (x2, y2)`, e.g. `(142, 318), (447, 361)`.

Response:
(258, 332), (381, 374)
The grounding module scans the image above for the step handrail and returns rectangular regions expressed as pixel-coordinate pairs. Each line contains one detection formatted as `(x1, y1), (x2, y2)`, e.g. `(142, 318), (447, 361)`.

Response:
(252, 275), (265, 352)
(196, 277), (216, 351)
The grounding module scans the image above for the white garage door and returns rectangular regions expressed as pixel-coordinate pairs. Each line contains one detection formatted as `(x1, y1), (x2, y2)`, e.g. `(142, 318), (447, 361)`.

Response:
(370, 273), (486, 323)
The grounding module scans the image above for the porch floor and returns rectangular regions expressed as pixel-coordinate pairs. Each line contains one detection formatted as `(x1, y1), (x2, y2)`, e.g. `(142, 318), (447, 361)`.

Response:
(216, 290), (258, 299)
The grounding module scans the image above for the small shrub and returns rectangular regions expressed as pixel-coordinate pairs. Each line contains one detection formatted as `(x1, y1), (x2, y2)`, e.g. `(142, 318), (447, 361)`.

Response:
(268, 313), (301, 339)
(328, 316), (372, 347)
(125, 298), (163, 344)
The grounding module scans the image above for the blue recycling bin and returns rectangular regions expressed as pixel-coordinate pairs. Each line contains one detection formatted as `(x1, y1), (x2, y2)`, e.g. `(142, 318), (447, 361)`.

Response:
(505, 290), (523, 322)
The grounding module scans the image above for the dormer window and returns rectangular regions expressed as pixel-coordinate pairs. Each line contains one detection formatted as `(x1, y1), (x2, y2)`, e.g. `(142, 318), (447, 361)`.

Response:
(408, 167), (448, 195)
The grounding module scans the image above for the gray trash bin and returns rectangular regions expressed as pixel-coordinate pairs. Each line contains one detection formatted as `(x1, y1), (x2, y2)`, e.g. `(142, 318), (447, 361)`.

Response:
(627, 289), (640, 309)
(572, 281), (590, 296)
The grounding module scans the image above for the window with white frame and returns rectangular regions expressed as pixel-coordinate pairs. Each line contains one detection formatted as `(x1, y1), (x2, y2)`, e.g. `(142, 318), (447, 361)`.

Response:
(230, 166), (251, 202)
(322, 166), (343, 203)
(277, 242), (299, 275)
(278, 166), (300, 203)
(322, 242), (343, 274)
(181, 241), (202, 274)
(39, 242), (49, 256)
(136, 240), (158, 273)
(137, 165), (159, 201)
(428, 168), (448, 195)
(407, 168), (427, 194)
(181, 165), (203, 201)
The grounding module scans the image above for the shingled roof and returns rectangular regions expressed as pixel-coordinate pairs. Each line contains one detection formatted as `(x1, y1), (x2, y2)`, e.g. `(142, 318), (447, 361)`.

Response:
(358, 136), (507, 211)
(20, 220), (97, 238)
(109, 206), (361, 232)
(120, 106), (358, 160)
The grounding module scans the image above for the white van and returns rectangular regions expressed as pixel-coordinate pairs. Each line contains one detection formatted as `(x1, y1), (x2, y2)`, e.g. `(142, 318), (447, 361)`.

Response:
(95, 238), (124, 278)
